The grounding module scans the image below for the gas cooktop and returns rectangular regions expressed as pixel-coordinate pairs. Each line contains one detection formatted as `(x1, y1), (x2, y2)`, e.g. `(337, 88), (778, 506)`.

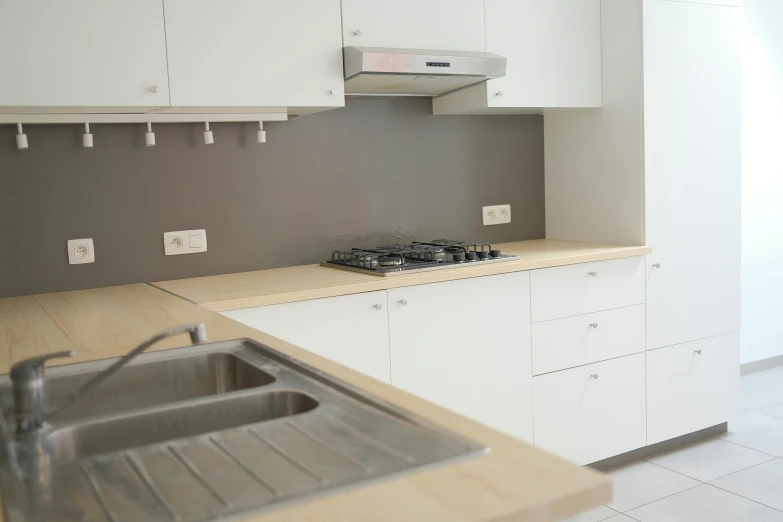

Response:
(321, 239), (519, 277)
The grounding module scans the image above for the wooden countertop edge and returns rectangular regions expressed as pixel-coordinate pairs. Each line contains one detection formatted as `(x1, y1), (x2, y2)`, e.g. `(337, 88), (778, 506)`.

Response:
(157, 241), (652, 312)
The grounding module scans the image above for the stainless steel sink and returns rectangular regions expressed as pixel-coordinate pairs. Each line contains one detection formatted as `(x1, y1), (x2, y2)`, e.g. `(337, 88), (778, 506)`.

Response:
(30, 352), (276, 424)
(0, 339), (486, 522)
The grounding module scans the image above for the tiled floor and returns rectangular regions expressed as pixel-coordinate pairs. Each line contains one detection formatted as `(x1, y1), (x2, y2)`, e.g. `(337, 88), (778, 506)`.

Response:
(564, 366), (783, 522)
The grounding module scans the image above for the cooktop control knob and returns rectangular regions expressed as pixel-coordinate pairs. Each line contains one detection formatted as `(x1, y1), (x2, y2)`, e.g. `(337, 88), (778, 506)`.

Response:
(490, 249), (502, 258)
(452, 252), (466, 263)
(477, 251), (490, 260)
(466, 252), (477, 261)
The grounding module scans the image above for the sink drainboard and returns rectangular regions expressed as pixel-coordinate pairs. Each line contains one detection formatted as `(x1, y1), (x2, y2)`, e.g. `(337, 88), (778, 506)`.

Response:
(0, 339), (487, 522)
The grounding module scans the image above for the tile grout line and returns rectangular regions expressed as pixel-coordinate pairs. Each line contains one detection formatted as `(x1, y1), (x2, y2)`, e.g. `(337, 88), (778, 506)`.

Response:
(709, 435), (782, 458)
(614, 482), (703, 515)
(704, 481), (783, 515)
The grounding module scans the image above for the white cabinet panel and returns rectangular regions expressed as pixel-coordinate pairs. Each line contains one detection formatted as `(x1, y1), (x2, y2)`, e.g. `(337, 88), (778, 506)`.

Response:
(644, 0), (741, 349)
(220, 292), (391, 384)
(530, 257), (646, 322)
(164, 0), (344, 110)
(533, 354), (646, 465)
(646, 333), (740, 445)
(0, 1), (169, 110)
(341, 0), (485, 52)
(485, 0), (601, 109)
(388, 272), (533, 442)
(532, 305), (645, 375)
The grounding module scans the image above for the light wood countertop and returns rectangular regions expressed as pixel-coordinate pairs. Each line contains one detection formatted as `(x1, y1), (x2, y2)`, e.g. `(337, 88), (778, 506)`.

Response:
(0, 283), (612, 522)
(154, 239), (651, 311)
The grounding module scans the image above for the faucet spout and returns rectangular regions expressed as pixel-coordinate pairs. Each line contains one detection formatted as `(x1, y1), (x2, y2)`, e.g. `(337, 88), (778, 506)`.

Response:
(9, 323), (207, 435)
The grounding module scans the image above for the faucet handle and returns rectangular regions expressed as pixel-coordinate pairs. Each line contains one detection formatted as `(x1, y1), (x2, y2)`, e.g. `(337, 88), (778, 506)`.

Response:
(10, 350), (77, 382)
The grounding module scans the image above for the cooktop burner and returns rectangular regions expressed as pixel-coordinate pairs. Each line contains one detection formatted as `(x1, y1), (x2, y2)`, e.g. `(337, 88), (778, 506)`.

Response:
(322, 239), (519, 277)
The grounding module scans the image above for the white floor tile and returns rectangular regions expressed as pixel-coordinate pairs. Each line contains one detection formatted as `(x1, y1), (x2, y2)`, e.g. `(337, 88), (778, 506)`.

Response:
(561, 505), (619, 522)
(741, 370), (783, 410)
(710, 458), (783, 511)
(604, 461), (700, 513)
(716, 411), (783, 456)
(646, 438), (774, 482)
(755, 401), (783, 419)
(604, 516), (636, 522)
(627, 484), (783, 522)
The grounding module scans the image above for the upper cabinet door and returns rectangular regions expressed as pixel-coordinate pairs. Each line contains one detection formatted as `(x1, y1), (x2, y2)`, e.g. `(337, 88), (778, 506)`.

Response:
(0, 0), (169, 110)
(164, 0), (344, 110)
(644, 0), (741, 349)
(341, 0), (485, 52)
(485, 0), (602, 108)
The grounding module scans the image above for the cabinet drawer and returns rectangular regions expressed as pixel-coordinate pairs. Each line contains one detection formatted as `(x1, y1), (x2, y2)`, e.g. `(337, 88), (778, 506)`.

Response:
(533, 353), (646, 465)
(532, 305), (645, 375)
(647, 333), (739, 445)
(530, 256), (645, 322)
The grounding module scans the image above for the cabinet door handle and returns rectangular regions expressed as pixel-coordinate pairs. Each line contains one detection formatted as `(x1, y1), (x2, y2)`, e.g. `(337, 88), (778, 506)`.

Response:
(590, 323), (599, 329)
(149, 84), (159, 93)
(588, 271), (598, 277)
(373, 304), (383, 310)
(399, 299), (408, 306)
(694, 349), (702, 355)
(590, 373), (599, 380)
(652, 263), (661, 269)
(353, 29), (362, 36)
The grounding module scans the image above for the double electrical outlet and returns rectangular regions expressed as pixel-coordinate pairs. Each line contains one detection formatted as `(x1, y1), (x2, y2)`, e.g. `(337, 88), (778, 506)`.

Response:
(67, 229), (208, 265)
(483, 204), (511, 225)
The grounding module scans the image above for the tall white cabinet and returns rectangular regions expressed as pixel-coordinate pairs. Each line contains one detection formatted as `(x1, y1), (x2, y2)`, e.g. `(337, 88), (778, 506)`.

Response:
(545, 0), (742, 445)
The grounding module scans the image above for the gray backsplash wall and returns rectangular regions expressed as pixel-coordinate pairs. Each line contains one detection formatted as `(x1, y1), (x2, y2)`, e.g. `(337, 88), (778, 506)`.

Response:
(0, 98), (544, 298)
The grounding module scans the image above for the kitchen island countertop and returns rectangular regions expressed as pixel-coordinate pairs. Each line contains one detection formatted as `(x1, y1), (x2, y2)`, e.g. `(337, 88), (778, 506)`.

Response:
(0, 282), (611, 522)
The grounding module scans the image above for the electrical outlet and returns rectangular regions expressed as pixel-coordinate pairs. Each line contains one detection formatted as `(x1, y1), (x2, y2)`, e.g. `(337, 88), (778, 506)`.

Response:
(164, 229), (207, 256)
(483, 204), (511, 225)
(67, 238), (95, 264)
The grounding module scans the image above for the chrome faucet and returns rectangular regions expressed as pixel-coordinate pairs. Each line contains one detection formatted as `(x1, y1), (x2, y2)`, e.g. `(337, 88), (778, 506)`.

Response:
(9, 323), (207, 435)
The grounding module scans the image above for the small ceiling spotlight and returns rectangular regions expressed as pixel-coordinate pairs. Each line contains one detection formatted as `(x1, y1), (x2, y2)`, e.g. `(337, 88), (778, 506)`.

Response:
(145, 122), (156, 147)
(203, 122), (214, 145)
(257, 121), (266, 144)
(16, 123), (28, 150)
(82, 123), (93, 148)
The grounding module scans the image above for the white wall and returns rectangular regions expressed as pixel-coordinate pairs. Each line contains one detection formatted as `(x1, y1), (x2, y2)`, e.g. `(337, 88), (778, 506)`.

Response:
(741, 0), (783, 364)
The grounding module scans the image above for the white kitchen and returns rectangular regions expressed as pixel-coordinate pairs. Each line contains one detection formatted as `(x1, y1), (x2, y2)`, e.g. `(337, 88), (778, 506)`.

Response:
(0, 1), (781, 521)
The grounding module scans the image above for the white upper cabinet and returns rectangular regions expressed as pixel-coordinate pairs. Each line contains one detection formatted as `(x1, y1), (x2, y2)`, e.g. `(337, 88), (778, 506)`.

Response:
(387, 272), (534, 442)
(163, 0), (345, 113)
(644, 0), (741, 349)
(0, 0), (169, 111)
(341, 0), (486, 52)
(434, 0), (601, 114)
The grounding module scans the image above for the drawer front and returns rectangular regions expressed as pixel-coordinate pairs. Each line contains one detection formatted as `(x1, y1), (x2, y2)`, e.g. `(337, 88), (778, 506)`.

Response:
(532, 305), (646, 375)
(530, 256), (646, 322)
(647, 333), (739, 445)
(533, 353), (646, 465)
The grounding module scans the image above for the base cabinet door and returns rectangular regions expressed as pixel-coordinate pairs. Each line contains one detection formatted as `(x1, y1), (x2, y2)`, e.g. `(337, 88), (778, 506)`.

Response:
(646, 333), (740, 445)
(220, 291), (391, 383)
(388, 272), (533, 442)
(533, 353), (646, 465)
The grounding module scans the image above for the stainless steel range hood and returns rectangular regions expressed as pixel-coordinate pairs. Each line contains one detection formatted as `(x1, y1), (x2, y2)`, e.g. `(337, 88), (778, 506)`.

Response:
(343, 46), (507, 97)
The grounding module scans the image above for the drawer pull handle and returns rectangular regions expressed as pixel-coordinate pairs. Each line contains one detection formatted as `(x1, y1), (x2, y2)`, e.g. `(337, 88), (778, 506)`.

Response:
(373, 304), (383, 310)
(694, 349), (702, 355)
(590, 373), (599, 380)
(652, 263), (661, 269)
(588, 271), (598, 277)
(399, 299), (408, 306)
(590, 323), (599, 329)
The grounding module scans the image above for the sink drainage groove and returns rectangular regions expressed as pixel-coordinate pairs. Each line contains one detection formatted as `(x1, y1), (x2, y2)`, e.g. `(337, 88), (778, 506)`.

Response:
(245, 428), (327, 485)
(0, 338), (486, 522)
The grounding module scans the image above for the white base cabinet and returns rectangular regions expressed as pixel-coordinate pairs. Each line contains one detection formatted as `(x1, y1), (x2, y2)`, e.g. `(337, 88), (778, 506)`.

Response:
(533, 353), (647, 465)
(387, 272), (533, 442)
(221, 292), (391, 384)
(646, 333), (740, 445)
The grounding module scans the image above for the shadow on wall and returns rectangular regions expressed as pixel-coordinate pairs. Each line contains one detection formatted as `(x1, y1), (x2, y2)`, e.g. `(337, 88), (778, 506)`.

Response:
(0, 97), (545, 298)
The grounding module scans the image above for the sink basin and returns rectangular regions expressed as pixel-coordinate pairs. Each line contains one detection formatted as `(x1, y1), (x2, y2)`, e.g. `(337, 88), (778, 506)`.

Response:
(44, 391), (318, 463)
(40, 352), (275, 423)
(0, 339), (485, 522)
